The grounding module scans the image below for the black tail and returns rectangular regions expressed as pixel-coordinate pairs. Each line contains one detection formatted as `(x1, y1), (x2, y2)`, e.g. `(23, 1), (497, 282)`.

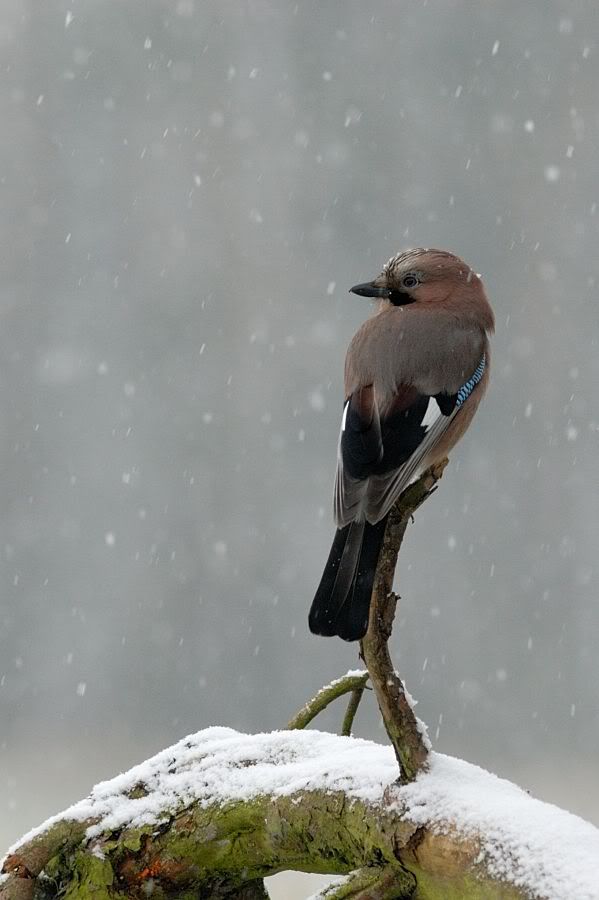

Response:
(309, 515), (389, 641)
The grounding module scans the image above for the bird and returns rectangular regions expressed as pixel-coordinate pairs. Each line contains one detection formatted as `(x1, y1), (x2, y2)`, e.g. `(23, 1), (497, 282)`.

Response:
(309, 248), (495, 642)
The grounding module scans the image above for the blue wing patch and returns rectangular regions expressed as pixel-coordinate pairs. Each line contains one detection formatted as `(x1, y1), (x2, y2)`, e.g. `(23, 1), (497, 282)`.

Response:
(456, 354), (486, 408)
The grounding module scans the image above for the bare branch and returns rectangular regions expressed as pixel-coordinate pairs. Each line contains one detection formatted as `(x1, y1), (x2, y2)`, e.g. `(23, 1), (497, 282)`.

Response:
(340, 686), (366, 737)
(314, 864), (416, 899)
(360, 460), (448, 783)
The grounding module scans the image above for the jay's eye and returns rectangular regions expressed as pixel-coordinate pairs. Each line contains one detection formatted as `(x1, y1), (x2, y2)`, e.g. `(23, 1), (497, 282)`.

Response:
(401, 273), (419, 289)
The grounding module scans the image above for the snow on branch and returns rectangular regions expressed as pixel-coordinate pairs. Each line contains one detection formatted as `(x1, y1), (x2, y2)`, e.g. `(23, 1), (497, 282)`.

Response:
(2, 727), (598, 900)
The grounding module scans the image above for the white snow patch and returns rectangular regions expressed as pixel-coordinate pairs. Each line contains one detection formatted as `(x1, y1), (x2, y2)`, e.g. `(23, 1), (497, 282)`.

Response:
(395, 753), (599, 900)
(6, 727), (396, 852)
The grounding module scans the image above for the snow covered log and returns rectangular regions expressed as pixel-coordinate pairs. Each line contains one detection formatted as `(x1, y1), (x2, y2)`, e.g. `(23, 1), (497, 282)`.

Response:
(2, 726), (599, 900)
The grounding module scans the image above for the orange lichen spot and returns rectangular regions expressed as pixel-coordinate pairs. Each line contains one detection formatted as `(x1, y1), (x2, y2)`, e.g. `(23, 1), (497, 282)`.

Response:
(135, 859), (187, 883)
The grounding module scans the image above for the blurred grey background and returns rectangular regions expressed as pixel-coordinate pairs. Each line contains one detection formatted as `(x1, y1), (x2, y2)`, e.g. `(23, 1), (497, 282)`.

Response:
(1, 1), (598, 894)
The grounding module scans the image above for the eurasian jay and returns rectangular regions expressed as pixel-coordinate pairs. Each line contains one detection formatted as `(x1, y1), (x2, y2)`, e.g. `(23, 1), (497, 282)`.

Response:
(309, 248), (495, 642)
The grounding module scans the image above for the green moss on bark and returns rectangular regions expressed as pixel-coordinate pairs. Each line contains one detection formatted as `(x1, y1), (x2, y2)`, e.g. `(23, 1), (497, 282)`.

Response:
(61, 854), (116, 900)
(409, 864), (524, 900)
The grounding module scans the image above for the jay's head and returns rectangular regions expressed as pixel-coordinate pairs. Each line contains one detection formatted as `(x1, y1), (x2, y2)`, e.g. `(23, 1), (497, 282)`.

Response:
(350, 248), (491, 321)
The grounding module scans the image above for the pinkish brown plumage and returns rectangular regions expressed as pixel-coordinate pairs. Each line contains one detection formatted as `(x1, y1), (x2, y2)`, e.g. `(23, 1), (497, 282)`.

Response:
(309, 248), (494, 641)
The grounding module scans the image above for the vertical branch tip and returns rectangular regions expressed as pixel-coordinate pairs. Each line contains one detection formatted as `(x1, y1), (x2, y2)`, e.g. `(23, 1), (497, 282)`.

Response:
(360, 460), (447, 782)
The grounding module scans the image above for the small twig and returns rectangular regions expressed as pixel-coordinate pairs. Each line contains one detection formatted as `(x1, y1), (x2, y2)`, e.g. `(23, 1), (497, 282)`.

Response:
(341, 687), (365, 737)
(314, 863), (416, 899)
(360, 460), (448, 784)
(287, 670), (369, 730)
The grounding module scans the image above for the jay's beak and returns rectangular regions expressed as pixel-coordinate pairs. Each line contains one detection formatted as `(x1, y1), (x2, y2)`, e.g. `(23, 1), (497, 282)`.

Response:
(349, 280), (391, 299)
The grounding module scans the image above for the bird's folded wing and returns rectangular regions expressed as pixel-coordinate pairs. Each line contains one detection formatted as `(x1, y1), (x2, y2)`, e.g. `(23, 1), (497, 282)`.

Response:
(333, 384), (382, 526)
(361, 405), (457, 522)
(334, 355), (486, 527)
(334, 394), (451, 526)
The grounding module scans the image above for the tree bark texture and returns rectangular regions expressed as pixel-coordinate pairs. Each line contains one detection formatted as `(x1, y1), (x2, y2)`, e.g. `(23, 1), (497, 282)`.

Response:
(1, 779), (526, 900)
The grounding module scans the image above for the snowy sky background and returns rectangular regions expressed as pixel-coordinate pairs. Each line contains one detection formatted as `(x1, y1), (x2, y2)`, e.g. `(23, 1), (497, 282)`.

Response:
(1, 1), (598, 885)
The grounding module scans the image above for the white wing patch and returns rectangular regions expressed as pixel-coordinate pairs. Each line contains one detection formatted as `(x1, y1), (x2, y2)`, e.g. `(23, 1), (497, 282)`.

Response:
(420, 396), (443, 431)
(341, 400), (349, 432)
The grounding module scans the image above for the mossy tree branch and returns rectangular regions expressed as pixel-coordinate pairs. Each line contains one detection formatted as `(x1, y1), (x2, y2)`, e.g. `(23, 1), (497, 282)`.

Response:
(287, 670), (370, 731)
(0, 763), (530, 900)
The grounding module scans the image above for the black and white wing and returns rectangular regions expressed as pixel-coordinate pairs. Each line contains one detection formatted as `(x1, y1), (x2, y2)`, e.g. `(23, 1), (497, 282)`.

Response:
(334, 356), (486, 526)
